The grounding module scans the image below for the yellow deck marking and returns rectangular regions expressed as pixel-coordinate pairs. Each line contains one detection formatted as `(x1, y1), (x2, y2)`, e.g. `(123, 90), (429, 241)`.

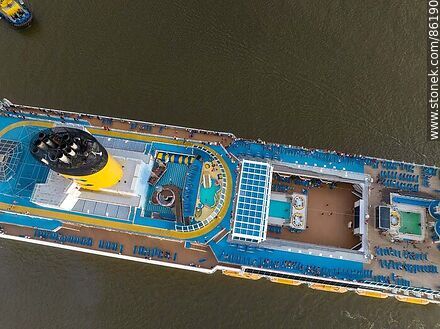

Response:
(0, 120), (233, 239)
(0, 120), (55, 136)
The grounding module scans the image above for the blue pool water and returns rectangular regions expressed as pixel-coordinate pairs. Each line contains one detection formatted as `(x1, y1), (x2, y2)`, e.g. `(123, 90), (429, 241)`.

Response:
(269, 200), (291, 219)
(199, 178), (220, 207)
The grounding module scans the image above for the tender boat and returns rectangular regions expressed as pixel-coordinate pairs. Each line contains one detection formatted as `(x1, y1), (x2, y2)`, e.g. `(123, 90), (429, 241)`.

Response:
(0, 0), (32, 28)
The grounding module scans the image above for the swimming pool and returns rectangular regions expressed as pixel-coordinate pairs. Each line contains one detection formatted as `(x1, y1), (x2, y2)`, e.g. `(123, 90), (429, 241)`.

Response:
(199, 178), (220, 207)
(269, 200), (291, 219)
(399, 211), (422, 235)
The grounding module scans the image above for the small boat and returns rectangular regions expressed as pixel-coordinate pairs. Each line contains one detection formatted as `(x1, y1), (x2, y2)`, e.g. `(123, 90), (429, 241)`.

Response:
(0, 0), (32, 28)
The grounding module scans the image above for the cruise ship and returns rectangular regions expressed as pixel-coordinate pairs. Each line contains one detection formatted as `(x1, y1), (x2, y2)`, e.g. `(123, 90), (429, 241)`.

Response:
(0, 98), (439, 305)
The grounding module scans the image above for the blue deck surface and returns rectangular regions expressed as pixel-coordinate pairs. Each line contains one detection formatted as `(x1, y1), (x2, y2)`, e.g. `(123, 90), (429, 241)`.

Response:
(0, 125), (50, 198)
(227, 140), (365, 173)
(392, 195), (434, 208)
(143, 163), (189, 220)
(150, 142), (195, 157)
(133, 209), (176, 230)
(159, 162), (188, 188)
(0, 213), (62, 231)
(211, 239), (368, 280)
(183, 160), (202, 218)
(0, 117), (21, 130)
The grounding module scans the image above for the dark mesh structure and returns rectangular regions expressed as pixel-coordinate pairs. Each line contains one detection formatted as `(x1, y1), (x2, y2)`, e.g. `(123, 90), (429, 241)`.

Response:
(0, 139), (21, 182)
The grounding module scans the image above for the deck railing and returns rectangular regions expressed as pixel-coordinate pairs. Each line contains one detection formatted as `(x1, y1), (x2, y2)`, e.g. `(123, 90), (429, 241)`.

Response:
(244, 268), (440, 301)
(0, 99), (236, 141)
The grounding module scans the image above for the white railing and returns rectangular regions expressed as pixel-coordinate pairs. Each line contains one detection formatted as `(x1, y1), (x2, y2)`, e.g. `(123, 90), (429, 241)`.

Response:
(1, 99), (236, 141)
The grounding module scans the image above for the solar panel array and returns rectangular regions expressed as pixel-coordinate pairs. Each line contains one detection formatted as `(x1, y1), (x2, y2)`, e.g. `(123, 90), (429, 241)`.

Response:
(96, 136), (146, 153)
(231, 160), (273, 243)
(376, 206), (391, 230)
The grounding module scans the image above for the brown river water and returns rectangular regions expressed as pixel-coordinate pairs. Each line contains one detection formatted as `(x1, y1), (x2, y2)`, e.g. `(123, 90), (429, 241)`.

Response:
(0, 1), (439, 328)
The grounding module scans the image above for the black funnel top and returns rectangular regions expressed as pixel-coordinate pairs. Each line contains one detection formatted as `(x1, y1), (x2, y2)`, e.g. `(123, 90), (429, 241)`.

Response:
(30, 127), (108, 176)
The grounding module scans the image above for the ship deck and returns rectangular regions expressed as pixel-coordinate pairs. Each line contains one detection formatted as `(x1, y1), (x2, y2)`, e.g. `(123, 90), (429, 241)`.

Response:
(0, 100), (439, 303)
(267, 182), (361, 249)
(0, 222), (219, 270)
(0, 116), (237, 243)
(363, 164), (440, 291)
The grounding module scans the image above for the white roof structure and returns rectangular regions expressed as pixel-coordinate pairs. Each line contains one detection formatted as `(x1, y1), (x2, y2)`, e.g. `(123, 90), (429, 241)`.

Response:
(31, 170), (74, 208)
(231, 160), (273, 243)
(30, 148), (149, 220)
